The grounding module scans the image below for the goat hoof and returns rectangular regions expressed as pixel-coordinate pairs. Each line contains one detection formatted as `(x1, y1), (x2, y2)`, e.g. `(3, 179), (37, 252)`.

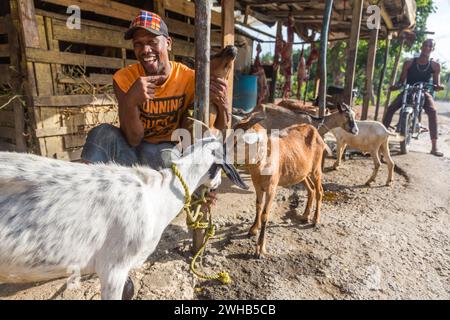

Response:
(248, 227), (259, 237)
(122, 276), (135, 300)
(386, 181), (393, 186)
(255, 245), (267, 258)
(365, 181), (372, 187)
(299, 215), (310, 224)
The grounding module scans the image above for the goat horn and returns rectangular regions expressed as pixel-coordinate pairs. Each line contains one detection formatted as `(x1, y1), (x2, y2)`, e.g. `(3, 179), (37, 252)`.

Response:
(187, 117), (210, 131)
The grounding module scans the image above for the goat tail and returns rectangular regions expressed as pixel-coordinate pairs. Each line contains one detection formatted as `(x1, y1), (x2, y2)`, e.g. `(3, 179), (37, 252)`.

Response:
(387, 132), (405, 142)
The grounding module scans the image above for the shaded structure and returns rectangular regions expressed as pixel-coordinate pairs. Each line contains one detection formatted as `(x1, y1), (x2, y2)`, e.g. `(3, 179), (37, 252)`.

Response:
(234, 0), (417, 117)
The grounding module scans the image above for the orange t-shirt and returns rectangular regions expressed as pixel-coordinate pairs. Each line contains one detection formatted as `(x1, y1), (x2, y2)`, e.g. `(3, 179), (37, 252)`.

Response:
(113, 61), (195, 144)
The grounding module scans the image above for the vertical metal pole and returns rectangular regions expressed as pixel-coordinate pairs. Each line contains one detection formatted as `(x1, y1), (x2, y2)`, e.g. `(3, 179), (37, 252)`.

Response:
(318, 0), (333, 118)
(193, 0), (211, 254)
(194, 0), (211, 128)
(375, 34), (391, 121)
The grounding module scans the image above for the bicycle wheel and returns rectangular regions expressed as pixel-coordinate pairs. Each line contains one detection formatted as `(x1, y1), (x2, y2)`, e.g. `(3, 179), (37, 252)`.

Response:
(400, 112), (412, 154)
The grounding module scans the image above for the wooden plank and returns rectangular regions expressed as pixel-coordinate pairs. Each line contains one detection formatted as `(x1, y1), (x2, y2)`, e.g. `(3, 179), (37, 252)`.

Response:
(35, 126), (79, 138)
(52, 18), (133, 50)
(35, 9), (127, 32)
(172, 40), (195, 58)
(0, 111), (15, 124)
(0, 140), (17, 151)
(0, 17), (6, 33)
(45, 16), (64, 95)
(26, 47), (126, 69)
(164, 0), (221, 26)
(41, 0), (137, 22)
(34, 94), (117, 107)
(57, 73), (112, 85)
(63, 133), (86, 149)
(0, 127), (15, 140)
(0, 44), (9, 57)
(0, 64), (10, 84)
(362, 27), (379, 120)
(343, 0), (363, 106)
(17, 0), (40, 48)
(56, 148), (82, 161)
(34, 15), (54, 96)
(38, 4), (218, 53)
(43, 136), (64, 157)
(222, 0), (234, 127)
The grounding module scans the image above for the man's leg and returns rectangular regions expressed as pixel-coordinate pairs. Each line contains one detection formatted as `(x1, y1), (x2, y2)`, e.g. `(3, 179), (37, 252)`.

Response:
(423, 93), (443, 157)
(136, 141), (181, 170)
(81, 123), (139, 165)
(382, 94), (403, 130)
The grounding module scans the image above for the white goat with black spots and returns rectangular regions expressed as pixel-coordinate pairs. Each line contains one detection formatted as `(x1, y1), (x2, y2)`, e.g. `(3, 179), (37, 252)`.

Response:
(0, 137), (247, 300)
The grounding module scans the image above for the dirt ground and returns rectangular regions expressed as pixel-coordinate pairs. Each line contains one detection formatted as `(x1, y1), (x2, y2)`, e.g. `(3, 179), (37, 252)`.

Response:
(1, 102), (449, 300)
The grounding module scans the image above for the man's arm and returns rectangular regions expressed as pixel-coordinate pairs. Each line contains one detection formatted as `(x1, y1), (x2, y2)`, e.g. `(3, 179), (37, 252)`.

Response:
(210, 77), (230, 130)
(392, 60), (412, 90)
(432, 61), (445, 91)
(114, 80), (144, 147)
(114, 75), (165, 146)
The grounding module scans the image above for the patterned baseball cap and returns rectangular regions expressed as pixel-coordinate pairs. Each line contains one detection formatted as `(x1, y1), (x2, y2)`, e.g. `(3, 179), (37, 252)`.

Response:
(124, 10), (169, 40)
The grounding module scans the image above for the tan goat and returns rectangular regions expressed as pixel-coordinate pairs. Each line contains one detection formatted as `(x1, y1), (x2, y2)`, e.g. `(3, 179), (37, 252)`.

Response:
(234, 121), (327, 258)
(331, 120), (396, 186)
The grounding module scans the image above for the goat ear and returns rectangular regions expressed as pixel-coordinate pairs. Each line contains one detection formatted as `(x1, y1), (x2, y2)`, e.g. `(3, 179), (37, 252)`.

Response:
(220, 162), (249, 190)
(342, 103), (351, 111)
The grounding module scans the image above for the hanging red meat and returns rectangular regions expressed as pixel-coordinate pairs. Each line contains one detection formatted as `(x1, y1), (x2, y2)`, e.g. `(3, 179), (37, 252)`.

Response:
(280, 15), (295, 100)
(273, 21), (283, 72)
(251, 43), (269, 105)
(306, 44), (319, 69)
(296, 47), (307, 100)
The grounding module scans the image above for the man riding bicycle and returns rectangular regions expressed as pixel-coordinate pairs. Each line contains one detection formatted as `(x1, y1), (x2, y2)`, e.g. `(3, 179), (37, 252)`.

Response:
(383, 39), (445, 157)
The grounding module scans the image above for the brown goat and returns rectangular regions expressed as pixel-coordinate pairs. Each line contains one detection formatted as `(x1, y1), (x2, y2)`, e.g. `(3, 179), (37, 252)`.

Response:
(277, 99), (319, 116)
(234, 121), (327, 258)
(209, 46), (237, 131)
(252, 102), (359, 137)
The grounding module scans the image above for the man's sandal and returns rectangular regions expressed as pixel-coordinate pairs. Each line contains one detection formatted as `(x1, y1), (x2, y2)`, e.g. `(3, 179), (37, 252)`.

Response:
(430, 150), (444, 157)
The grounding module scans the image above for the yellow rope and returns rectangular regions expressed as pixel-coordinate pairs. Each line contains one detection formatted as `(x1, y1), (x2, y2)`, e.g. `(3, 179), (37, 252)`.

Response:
(171, 164), (231, 285)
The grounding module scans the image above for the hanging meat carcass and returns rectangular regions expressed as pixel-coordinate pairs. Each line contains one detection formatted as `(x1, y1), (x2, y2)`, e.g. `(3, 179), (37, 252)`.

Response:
(251, 43), (269, 105)
(280, 15), (295, 100)
(306, 43), (319, 69)
(296, 47), (307, 100)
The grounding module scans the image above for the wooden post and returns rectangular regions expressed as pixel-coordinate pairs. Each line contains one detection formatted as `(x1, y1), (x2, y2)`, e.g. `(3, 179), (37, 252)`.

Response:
(192, 0), (211, 254)
(12, 0), (42, 154)
(269, 21), (282, 103)
(222, 0), (234, 127)
(343, 0), (363, 107)
(383, 37), (405, 119)
(374, 34), (391, 121)
(5, 14), (26, 152)
(361, 27), (379, 120)
(318, 0), (334, 118)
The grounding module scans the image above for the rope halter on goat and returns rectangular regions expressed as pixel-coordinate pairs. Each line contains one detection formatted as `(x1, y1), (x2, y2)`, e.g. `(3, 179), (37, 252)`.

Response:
(171, 163), (231, 285)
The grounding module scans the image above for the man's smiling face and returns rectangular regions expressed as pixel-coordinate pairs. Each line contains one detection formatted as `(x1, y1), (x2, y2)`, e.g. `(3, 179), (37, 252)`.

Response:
(132, 29), (172, 76)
